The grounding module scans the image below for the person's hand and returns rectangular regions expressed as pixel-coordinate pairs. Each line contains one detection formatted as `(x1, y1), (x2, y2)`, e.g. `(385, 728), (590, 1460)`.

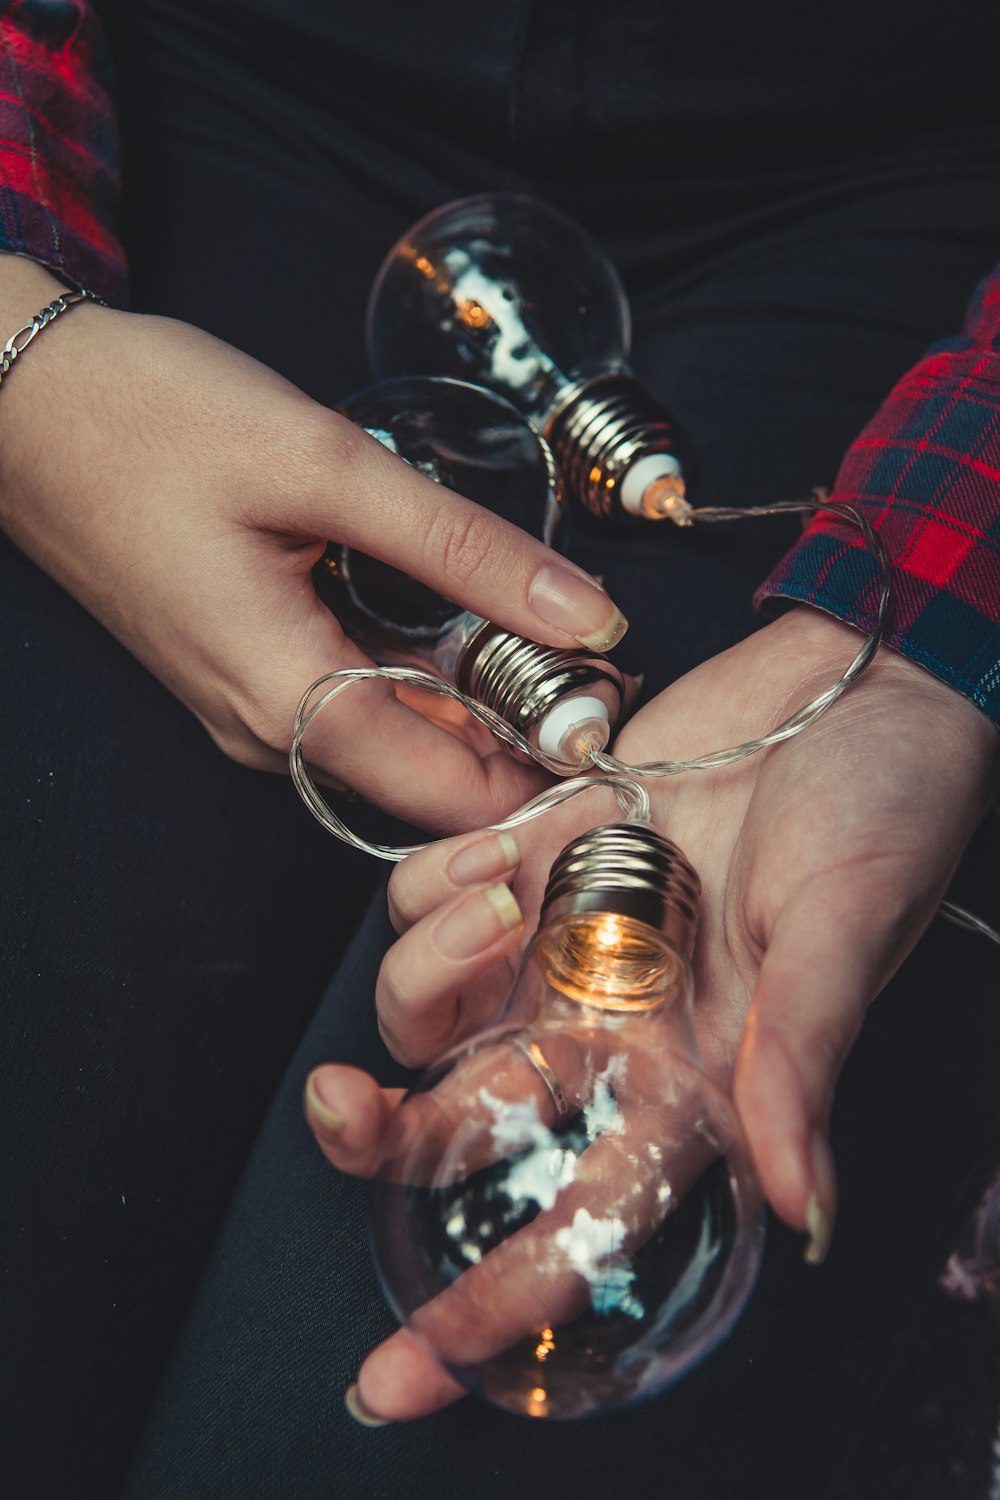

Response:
(305, 605), (998, 1421)
(0, 257), (627, 831)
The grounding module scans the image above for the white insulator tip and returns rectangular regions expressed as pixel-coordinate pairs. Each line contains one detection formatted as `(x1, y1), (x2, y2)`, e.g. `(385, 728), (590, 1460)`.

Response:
(537, 695), (612, 765)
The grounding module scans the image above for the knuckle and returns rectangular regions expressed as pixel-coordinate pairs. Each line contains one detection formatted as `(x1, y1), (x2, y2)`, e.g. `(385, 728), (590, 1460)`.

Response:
(204, 719), (271, 770)
(239, 702), (294, 758)
(376, 1009), (424, 1070)
(425, 503), (499, 591)
(386, 867), (418, 935)
(385, 1034), (423, 1070)
(314, 408), (367, 477)
(275, 407), (367, 507)
(206, 691), (294, 767)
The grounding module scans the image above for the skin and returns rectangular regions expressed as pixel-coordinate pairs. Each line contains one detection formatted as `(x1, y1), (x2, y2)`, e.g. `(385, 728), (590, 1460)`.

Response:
(305, 605), (999, 1423)
(0, 255), (625, 831)
(3, 259), (994, 1427)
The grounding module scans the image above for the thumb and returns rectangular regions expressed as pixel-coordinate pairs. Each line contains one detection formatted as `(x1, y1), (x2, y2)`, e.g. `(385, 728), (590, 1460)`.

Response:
(299, 417), (629, 653)
(732, 884), (912, 1264)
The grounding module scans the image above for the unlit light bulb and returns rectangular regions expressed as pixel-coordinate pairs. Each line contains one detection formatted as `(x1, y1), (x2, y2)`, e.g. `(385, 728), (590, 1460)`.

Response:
(369, 823), (764, 1419)
(312, 376), (624, 770)
(366, 194), (693, 525)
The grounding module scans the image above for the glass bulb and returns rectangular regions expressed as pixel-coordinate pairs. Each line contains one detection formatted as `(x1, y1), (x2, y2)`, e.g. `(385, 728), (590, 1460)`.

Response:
(366, 194), (693, 525)
(312, 376), (624, 770)
(369, 825), (765, 1419)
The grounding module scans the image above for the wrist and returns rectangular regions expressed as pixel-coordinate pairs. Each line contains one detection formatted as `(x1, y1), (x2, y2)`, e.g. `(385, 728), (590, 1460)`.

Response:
(780, 604), (1000, 790)
(0, 253), (76, 324)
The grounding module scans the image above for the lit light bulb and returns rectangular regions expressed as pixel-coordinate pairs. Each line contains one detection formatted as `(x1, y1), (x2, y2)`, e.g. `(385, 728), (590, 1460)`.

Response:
(369, 824), (764, 1419)
(366, 194), (694, 526)
(312, 376), (624, 770)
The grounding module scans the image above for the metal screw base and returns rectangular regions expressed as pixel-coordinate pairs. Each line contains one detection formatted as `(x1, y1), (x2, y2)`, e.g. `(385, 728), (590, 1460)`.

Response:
(541, 823), (701, 959)
(455, 621), (625, 767)
(546, 372), (688, 522)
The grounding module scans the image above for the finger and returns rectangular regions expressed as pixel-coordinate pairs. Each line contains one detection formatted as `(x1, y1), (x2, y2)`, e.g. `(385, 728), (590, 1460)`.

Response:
(732, 882), (919, 1262)
(284, 601), (551, 832)
(387, 830), (521, 935)
(357, 1102), (715, 1425)
(350, 1329), (466, 1425)
(305, 1032), (580, 1186)
(303, 1066), (406, 1179)
(296, 419), (629, 653)
(376, 883), (524, 1067)
(305, 1041), (574, 1184)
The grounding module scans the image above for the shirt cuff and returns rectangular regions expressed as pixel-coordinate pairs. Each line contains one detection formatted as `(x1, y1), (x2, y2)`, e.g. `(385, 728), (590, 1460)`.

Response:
(0, 3), (127, 303)
(755, 346), (1000, 727)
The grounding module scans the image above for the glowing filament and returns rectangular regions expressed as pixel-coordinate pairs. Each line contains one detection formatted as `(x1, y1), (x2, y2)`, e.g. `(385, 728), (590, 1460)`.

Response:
(594, 916), (625, 951)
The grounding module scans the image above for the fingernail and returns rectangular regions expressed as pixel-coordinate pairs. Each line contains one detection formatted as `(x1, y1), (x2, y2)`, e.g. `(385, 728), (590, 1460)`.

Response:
(804, 1194), (833, 1265)
(447, 832), (520, 886)
(304, 1071), (344, 1135)
(433, 883), (522, 960)
(529, 564), (628, 651)
(803, 1129), (837, 1265)
(345, 1382), (393, 1428)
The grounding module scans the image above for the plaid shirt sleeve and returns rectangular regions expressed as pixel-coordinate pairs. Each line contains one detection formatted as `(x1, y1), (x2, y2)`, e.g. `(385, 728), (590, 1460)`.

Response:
(0, 0), (125, 302)
(756, 269), (1000, 726)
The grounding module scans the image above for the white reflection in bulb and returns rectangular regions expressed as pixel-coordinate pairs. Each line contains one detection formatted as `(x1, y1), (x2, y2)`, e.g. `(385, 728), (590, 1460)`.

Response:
(507, 1146), (577, 1214)
(476, 1085), (577, 1213)
(554, 1208), (643, 1320)
(583, 1053), (628, 1140)
(444, 256), (558, 394)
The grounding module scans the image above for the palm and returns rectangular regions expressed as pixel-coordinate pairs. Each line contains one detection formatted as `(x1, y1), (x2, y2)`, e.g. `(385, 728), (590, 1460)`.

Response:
(307, 606), (997, 1424)
(454, 607), (996, 1226)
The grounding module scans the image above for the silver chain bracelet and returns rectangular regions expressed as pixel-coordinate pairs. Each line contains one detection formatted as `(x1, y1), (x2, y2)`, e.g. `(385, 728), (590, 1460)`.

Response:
(0, 287), (105, 387)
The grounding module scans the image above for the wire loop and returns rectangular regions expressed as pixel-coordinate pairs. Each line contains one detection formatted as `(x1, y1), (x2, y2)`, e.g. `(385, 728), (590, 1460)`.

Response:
(291, 491), (890, 860)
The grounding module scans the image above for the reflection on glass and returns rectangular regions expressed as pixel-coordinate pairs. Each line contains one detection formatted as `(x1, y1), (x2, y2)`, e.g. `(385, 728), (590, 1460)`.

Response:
(367, 195), (692, 524)
(369, 824), (765, 1418)
(313, 376), (624, 769)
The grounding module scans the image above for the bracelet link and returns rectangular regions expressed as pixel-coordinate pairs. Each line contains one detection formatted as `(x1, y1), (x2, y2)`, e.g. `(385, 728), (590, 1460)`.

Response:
(0, 287), (105, 389)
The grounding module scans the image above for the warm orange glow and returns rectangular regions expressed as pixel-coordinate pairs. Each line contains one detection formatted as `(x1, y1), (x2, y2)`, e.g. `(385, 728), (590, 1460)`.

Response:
(594, 916), (625, 950)
(588, 465), (603, 485)
(534, 1326), (556, 1361)
(541, 912), (681, 1011)
(398, 242), (450, 294)
(643, 474), (692, 525)
(526, 1385), (549, 1417)
(457, 298), (491, 329)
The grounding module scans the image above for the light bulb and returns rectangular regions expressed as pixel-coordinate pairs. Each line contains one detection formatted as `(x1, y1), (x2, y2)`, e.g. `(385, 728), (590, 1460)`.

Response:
(312, 376), (625, 770)
(366, 194), (694, 525)
(369, 824), (764, 1419)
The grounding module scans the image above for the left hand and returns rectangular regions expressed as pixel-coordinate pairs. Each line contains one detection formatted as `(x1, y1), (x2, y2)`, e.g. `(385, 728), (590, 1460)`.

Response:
(305, 605), (999, 1422)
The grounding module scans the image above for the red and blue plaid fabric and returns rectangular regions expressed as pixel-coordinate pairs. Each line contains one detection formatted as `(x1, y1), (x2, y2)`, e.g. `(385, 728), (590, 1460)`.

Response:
(758, 271), (1000, 725)
(0, 0), (124, 301)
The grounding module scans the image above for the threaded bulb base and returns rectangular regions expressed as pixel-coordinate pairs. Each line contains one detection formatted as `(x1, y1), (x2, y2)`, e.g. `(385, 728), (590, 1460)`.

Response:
(456, 622), (625, 770)
(546, 373), (690, 523)
(541, 823), (701, 958)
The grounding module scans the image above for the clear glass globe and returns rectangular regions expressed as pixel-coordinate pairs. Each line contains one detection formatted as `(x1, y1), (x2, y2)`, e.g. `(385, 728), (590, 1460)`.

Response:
(366, 193), (632, 424)
(318, 374), (555, 646)
(312, 375), (624, 769)
(369, 894), (765, 1419)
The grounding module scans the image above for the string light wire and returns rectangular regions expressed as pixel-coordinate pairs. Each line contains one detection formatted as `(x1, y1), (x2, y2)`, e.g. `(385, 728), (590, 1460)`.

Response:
(289, 493), (1000, 948)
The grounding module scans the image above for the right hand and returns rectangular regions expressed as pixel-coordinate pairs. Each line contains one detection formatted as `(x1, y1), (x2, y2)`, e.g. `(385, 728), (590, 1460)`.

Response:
(0, 257), (627, 831)
(305, 607), (999, 1421)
